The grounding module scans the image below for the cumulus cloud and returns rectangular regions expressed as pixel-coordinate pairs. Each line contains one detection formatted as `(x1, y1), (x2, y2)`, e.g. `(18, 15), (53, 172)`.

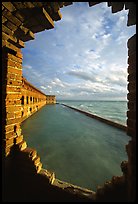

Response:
(22, 2), (136, 100)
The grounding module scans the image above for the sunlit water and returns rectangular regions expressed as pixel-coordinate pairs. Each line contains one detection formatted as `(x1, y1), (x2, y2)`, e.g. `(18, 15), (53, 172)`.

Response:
(21, 103), (130, 191)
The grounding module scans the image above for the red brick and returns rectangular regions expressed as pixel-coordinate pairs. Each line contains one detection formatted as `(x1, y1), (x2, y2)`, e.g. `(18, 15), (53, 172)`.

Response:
(5, 124), (15, 133)
(6, 112), (15, 119)
(5, 131), (16, 139)
(16, 51), (23, 59)
(6, 100), (21, 106)
(4, 137), (14, 146)
(15, 111), (22, 118)
(7, 67), (22, 75)
(6, 73), (22, 81)
(15, 135), (23, 144)
(6, 117), (21, 125)
(7, 79), (22, 86)
(6, 93), (21, 99)
(7, 53), (22, 63)
(7, 60), (22, 69)
(6, 105), (21, 112)
(6, 86), (21, 93)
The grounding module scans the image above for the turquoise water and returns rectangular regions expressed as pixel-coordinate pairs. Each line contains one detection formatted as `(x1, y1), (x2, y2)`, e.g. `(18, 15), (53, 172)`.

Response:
(58, 100), (127, 125)
(21, 103), (130, 191)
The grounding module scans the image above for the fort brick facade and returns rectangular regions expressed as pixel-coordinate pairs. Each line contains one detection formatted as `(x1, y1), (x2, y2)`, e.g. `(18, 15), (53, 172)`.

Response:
(21, 77), (46, 122)
(2, 2), (136, 202)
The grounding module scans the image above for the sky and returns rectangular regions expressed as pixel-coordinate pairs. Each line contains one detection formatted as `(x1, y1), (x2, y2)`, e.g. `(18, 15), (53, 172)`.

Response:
(22, 2), (136, 101)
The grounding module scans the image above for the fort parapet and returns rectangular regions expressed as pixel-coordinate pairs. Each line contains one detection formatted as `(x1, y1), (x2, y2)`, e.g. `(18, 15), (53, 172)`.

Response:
(46, 95), (56, 104)
(21, 77), (46, 121)
(21, 77), (56, 122)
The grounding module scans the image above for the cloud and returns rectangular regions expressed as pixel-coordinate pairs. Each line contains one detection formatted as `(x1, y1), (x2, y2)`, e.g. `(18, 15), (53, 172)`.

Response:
(40, 86), (47, 90)
(23, 65), (32, 69)
(67, 69), (98, 82)
(22, 2), (136, 100)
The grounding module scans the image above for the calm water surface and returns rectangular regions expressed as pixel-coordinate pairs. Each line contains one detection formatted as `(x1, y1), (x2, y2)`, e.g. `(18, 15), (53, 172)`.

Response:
(21, 104), (130, 191)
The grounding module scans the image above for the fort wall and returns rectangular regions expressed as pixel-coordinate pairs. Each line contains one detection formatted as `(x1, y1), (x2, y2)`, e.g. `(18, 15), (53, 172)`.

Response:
(2, 2), (136, 202)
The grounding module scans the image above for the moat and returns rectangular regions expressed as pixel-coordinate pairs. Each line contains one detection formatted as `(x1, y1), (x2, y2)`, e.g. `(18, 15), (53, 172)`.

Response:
(21, 104), (130, 191)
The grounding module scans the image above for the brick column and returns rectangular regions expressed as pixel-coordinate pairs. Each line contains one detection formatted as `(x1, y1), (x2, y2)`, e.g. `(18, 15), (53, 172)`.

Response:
(2, 46), (27, 157)
(126, 34), (136, 201)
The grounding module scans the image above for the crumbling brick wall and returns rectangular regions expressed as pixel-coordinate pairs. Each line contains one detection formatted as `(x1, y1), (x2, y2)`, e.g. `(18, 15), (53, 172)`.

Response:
(2, 2), (136, 202)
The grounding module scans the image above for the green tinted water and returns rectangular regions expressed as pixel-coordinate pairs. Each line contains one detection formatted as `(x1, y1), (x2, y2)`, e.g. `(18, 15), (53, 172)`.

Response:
(21, 104), (130, 191)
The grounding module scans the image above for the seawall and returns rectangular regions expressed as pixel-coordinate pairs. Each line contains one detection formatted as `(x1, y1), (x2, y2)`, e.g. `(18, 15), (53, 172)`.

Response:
(61, 104), (127, 131)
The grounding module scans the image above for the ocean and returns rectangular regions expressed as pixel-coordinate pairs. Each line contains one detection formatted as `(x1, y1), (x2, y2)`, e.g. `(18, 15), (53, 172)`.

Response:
(21, 100), (130, 191)
(58, 100), (127, 126)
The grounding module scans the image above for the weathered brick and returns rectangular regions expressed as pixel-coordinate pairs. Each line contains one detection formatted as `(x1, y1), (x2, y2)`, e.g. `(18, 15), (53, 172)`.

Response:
(7, 53), (22, 63)
(4, 137), (14, 146)
(127, 52), (136, 66)
(127, 127), (136, 137)
(7, 79), (22, 86)
(127, 34), (136, 49)
(127, 119), (136, 129)
(5, 131), (16, 139)
(6, 117), (21, 125)
(128, 101), (136, 111)
(6, 93), (21, 99)
(128, 82), (136, 93)
(127, 64), (136, 74)
(127, 93), (136, 101)
(5, 20), (18, 32)
(2, 24), (13, 36)
(7, 67), (22, 75)
(16, 127), (22, 136)
(127, 110), (136, 120)
(2, 2), (16, 12)
(15, 111), (22, 118)
(6, 72), (17, 80)
(21, 147), (37, 160)
(7, 60), (22, 69)
(128, 48), (136, 57)
(6, 112), (15, 119)
(33, 156), (40, 166)
(5, 146), (11, 156)
(5, 124), (15, 133)
(16, 51), (23, 59)
(6, 105), (21, 112)
(2, 16), (7, 23)
(2, 8), (22, 27)
(15, 135), (24, 144)
(3, 40), (21, 53)
(6, 99), (21, 106)
(127, 73), (136, 82)
(17, 140), (27, 151)
(6, 86), (21, 93)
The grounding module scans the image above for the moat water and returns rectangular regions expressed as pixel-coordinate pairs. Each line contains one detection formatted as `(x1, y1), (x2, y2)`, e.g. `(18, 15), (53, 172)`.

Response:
(21, 103), (130, 191)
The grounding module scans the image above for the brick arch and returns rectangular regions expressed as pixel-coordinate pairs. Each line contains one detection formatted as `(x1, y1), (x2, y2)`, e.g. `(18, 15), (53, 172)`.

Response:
(2, 2), (136, 202)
